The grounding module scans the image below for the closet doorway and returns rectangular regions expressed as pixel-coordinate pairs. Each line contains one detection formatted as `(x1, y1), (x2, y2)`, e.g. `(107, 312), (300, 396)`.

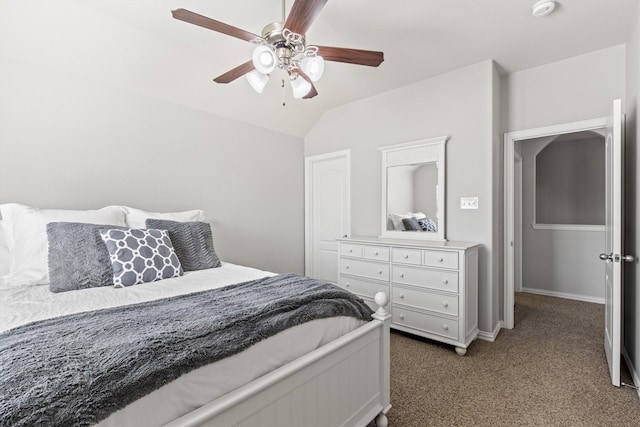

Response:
(504, 99), (627, 386)
(504, 116), (608, 329)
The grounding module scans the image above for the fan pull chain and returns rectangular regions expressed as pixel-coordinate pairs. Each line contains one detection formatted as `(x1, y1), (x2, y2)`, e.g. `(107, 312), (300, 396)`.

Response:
(281, 0), (285, 22)
(282, 79), (286, 106)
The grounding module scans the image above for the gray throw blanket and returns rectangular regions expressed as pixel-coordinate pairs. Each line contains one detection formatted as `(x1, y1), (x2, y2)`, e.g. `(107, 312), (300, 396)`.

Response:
(0, 273), (373, 426)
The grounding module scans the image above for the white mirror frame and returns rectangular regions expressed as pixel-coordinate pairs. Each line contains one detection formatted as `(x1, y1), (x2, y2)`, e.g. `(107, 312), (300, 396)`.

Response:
(378, 136), (448, 241)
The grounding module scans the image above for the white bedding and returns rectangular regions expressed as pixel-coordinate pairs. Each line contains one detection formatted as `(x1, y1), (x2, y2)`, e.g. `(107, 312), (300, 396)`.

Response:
(0, 263), (366, 426)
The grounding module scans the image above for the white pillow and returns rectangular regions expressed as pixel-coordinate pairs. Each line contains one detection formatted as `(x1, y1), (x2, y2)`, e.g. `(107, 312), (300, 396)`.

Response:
(0, 220), (9, 276)
(0, 203), (127, 287)
(122, 206), (205, 229)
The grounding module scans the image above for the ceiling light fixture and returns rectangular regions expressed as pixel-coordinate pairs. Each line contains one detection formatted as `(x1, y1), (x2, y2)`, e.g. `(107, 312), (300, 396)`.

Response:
(247, 24), (321, 98)
(532, 0), (556, 17)
(171, 0), (384, 100)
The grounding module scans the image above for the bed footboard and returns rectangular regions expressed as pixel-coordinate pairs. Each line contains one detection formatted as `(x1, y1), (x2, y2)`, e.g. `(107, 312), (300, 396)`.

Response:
(166, 292), (392, 427)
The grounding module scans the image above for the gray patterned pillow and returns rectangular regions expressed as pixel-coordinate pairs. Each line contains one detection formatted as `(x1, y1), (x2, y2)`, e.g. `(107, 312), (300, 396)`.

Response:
(145, 219), (221, 271)
(46, 222), (128, 293)
(100, 228), (183, 287)
(417, 217), (438, 232)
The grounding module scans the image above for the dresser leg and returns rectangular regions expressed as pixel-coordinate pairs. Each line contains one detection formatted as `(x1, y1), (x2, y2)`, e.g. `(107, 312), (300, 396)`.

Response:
(455, 346), (467, 356)
(375, 413), (388, 427)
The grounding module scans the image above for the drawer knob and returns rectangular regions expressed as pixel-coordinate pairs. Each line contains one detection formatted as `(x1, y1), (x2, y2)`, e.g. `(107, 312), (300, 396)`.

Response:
(399, 294), (405, 299)
(345, 265), (350, 269)
(374, 251), (379, 255)
(404, 254), (409, 259)
(399, 314), (405, 320)
(443, 324), (449, 331)
(443, 279), (449, 284)
(348, 249), (353, 253)
(400, 273), (405, 278)
(378, 270), (383, 275)
(438, 257), (444, 262)
(443, 302), (448, 307)
(345, 283), (350, 288)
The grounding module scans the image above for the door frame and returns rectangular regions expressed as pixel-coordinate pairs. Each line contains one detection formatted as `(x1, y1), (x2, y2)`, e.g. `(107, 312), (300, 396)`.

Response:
(503, 117), (607, 329)
(304, 150), (351, 278)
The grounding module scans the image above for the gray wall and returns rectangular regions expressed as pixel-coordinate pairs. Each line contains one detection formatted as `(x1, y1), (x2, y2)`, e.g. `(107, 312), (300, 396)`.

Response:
(519, 138), (605, 301)
(625, 2), (640, 393)
(305, 60), (500, 334)
(536, 137), (605, 225)
(0, 57), (305, 274)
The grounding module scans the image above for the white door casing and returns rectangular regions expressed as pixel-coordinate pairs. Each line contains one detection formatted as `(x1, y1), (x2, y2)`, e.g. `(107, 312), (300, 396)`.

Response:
(305, 151), (350, 283)
(602, 99), (624, 387)
(503, 117), (608, 329)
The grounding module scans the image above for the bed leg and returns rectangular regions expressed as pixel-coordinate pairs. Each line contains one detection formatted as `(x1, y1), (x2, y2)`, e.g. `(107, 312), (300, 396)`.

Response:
(375, 413), (389, 427)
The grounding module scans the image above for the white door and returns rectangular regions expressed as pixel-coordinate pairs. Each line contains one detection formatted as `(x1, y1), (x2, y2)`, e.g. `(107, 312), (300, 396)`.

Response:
(305, 151), (350, 283)
(601, 98), (625, 387)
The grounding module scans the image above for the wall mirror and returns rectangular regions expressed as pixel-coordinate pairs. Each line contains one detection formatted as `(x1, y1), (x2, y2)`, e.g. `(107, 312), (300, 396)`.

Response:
(378, 136), (447, 241)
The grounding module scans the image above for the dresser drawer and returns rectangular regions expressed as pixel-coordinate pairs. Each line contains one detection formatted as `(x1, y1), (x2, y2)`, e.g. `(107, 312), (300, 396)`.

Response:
(391, 265), (458, 293)
(339, 275), (390, 300)
(340, 258), (390, 281)
(340, 243), (363, 257)
(363, 245), (390, 262)
(392, 306), (459, 340)
(423, 250), (459, 269)
(392, 286), (459, 316)
(391, 247), (422, 265)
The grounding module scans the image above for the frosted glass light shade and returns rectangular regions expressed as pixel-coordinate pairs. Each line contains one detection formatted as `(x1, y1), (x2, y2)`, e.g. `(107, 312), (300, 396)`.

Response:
(300, 56), (324, 82)
(246, 70), (269, 93)
(252, 45), (277, 74)
(291, 76), (312, 98)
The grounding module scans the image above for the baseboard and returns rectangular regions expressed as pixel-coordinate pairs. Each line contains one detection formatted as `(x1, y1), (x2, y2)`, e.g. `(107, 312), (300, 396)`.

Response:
(477, 321), (503, 342)
(622, 347), (640, 400)
(521, 287), (605, 305)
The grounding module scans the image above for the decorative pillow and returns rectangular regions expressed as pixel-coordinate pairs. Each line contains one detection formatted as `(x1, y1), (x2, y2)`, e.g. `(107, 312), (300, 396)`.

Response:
(417, 217), (438, 232)
(122, 206), (205, 229)
(389, 213), (412, 231)
(145, 219), (221, 271)
(100, 228), (183, 287)
(402, 217), (423, 231)
(46, 222), (128, 293)
(0, 203), (127, 287)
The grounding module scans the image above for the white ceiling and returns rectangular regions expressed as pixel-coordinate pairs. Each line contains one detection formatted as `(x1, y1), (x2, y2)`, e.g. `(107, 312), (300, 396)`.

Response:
(0, 0), (637, 137)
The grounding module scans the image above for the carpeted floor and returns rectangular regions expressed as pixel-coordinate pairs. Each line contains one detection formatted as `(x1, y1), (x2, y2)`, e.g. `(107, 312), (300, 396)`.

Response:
(386, 292), (640, 426)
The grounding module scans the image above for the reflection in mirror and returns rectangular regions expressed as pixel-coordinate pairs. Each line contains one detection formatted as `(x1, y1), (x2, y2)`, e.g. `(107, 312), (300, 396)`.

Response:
(379, 136), (447, 241)
(386, 163), (438, 233)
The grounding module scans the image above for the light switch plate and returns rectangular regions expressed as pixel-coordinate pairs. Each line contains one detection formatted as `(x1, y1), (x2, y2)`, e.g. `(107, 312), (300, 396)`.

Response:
(461, 197), (479, 210)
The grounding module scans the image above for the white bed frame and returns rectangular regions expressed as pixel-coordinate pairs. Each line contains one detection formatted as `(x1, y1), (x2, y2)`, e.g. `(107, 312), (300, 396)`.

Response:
(166, 292), (392, 427)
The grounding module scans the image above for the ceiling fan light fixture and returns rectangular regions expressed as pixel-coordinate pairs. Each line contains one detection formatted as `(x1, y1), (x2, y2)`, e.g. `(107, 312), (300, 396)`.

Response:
(252, 45), (277, 74)
(532, 0), (556, 17)
(246, 70), (269, 93)
(300, 56), (325, 82)
(290, 75), (312, 98)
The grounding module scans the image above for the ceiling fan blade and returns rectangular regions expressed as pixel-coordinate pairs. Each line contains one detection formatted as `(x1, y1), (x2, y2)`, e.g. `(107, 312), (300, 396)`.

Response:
(172, 9), (260, 42)
(285, 0), (329, 35)
(316, 46), (384, 67)
(213, 60), (255, 84)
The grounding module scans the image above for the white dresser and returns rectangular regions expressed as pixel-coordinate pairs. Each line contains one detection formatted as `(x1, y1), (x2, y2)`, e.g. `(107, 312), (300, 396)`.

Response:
(337, 236), (479, 355)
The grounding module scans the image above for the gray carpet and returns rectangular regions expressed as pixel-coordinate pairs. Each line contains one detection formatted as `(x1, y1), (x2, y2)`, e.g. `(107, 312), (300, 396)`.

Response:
(386, 292), (640, 426)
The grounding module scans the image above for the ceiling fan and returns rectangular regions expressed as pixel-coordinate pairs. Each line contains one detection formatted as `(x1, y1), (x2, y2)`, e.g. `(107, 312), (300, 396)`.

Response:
(171, 0), (384, 99)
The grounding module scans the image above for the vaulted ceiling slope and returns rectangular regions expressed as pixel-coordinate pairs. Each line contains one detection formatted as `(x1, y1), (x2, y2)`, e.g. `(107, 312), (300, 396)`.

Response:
(0, 0), (637, 137)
